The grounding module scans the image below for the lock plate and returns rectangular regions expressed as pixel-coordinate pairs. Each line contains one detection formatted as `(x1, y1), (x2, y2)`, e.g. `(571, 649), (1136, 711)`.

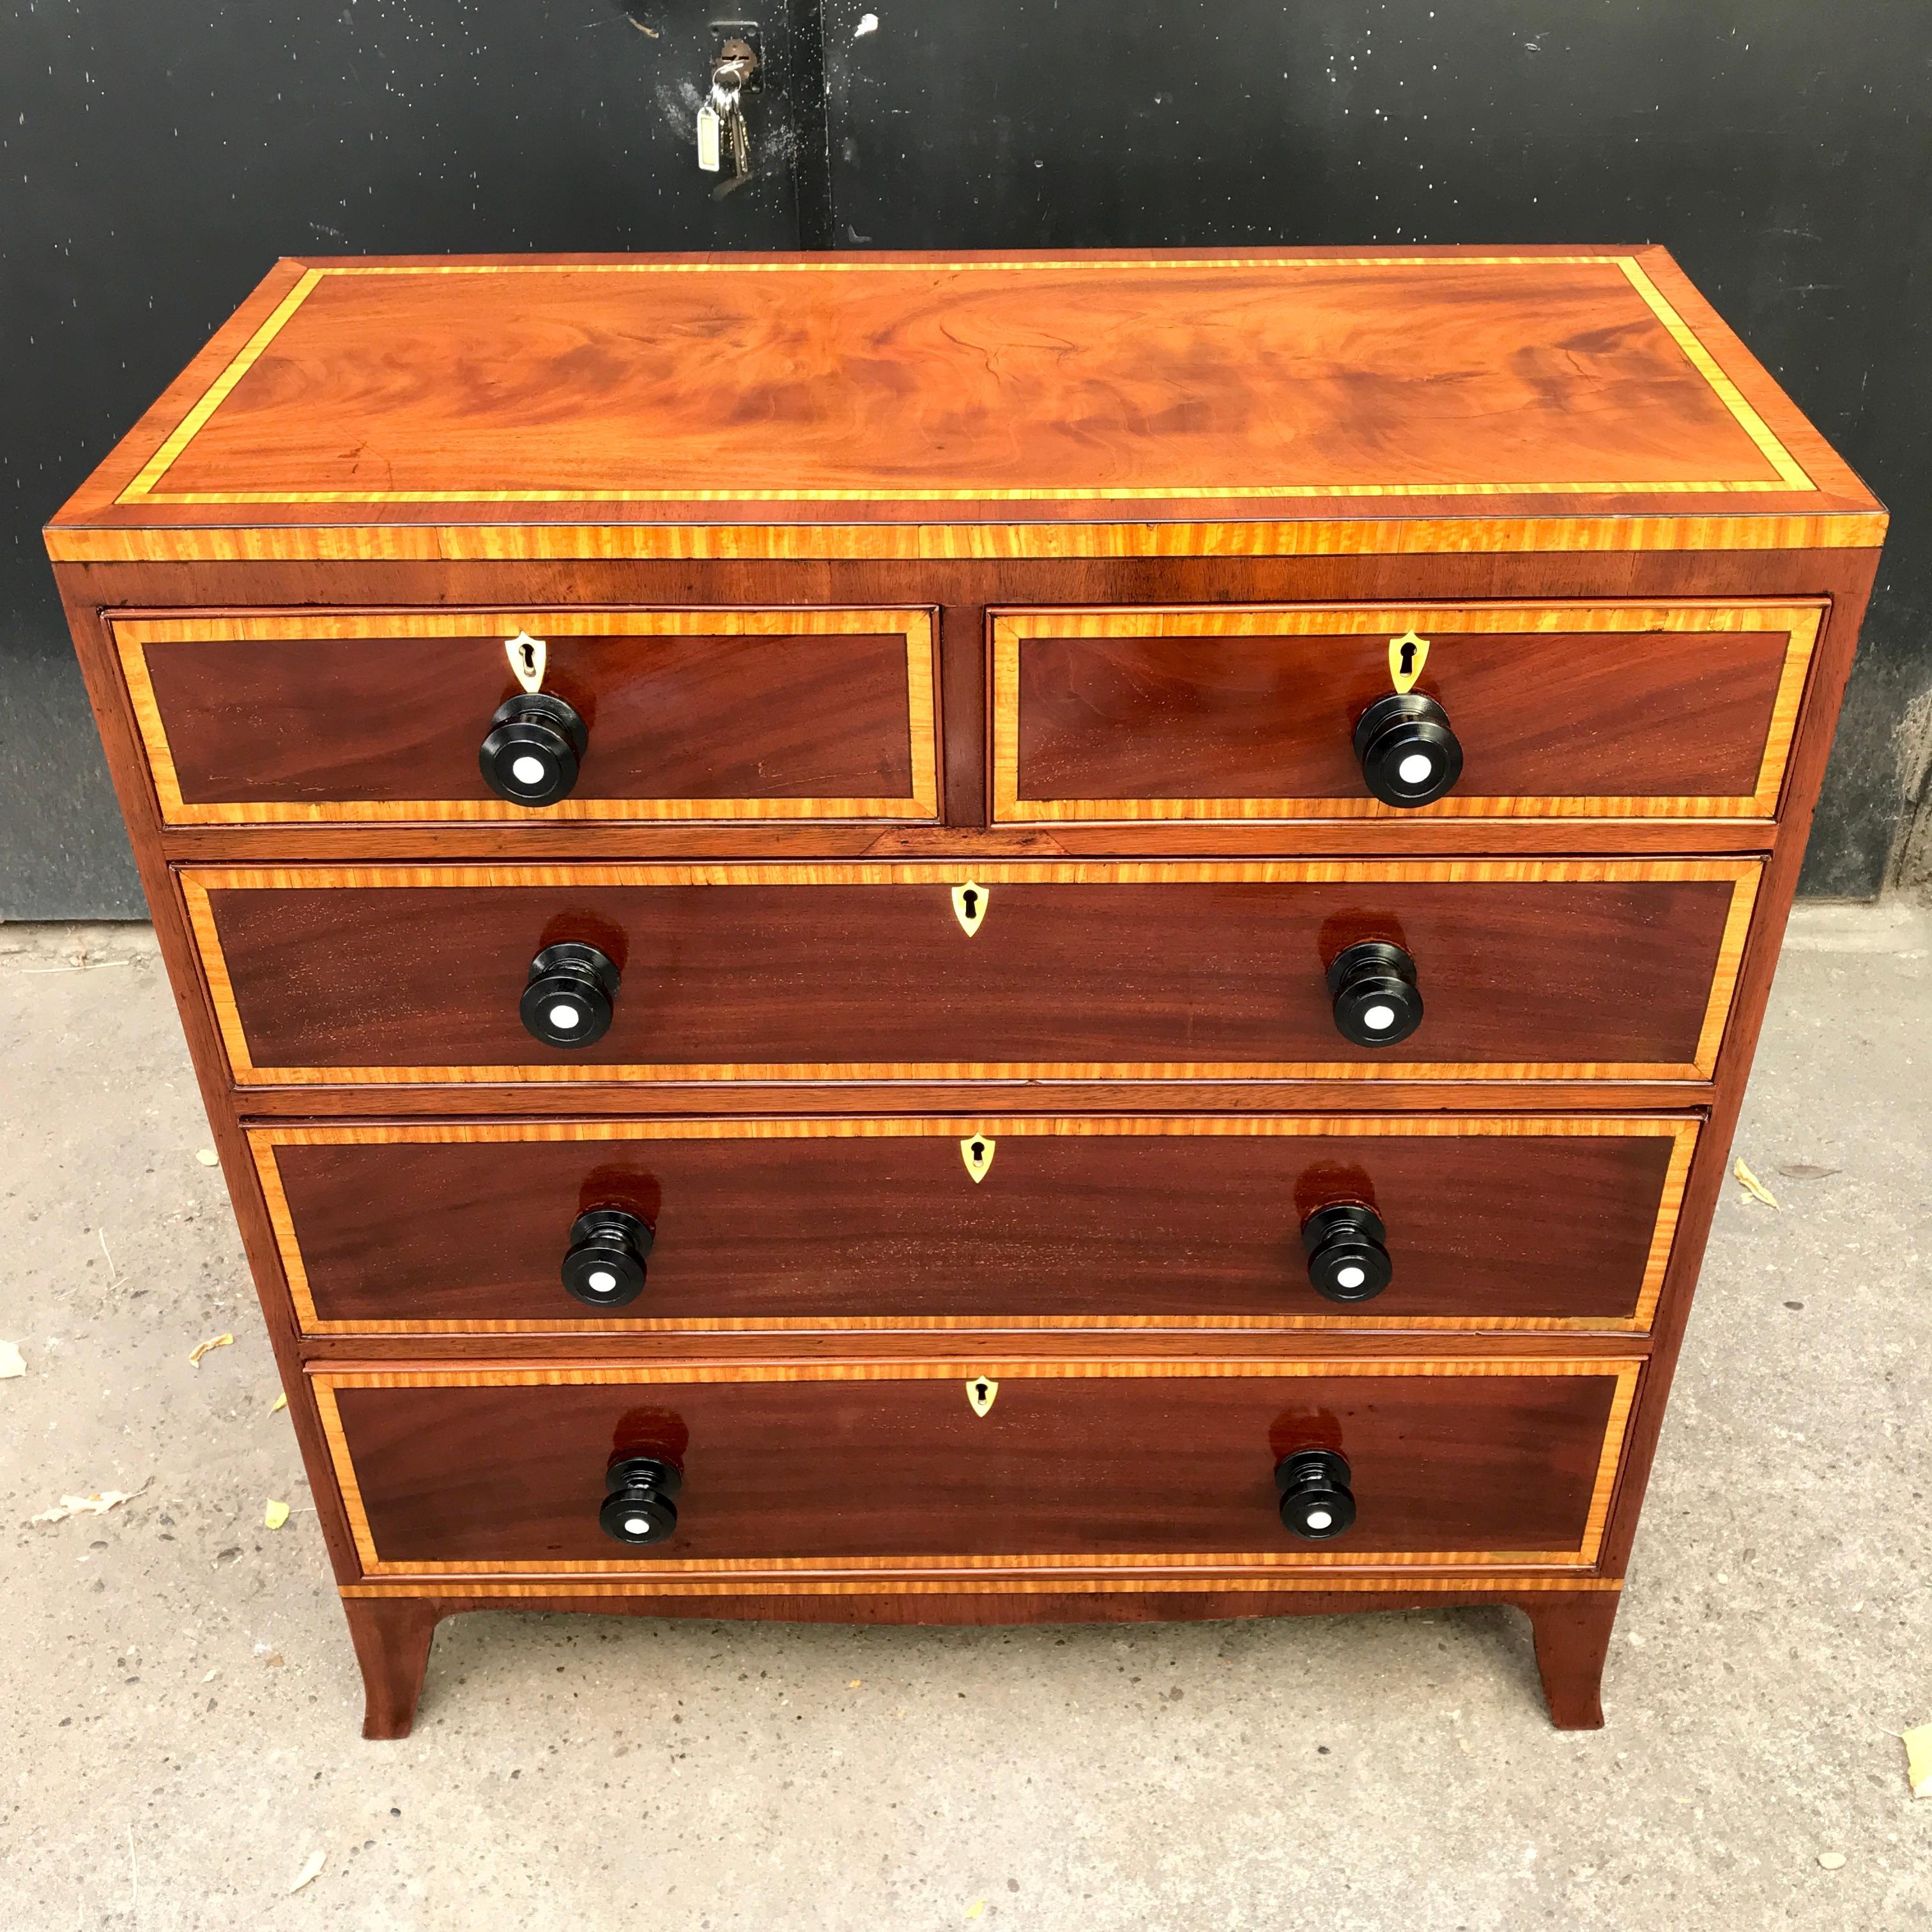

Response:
(951, 882), (988, 937)
(960, 1135), (996, 1183)
(966, 1376), (999, 1418)
(1388, 630), (1429, 695)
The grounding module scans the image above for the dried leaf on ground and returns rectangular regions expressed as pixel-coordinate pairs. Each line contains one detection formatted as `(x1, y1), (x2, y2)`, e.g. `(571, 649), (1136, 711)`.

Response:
(964, 1904), (986, 1922)
(1733, 1159), (1780, 1209)
(31, 1478), (149, 1525)
(0, 1341), (24, 1379)
(1903, 1724), (1932, 1799)
(272, 1392), (289, 1413)
(194, 1147), (220, 1167)
(264, 1499), (291, 1530)
(288, 1848), (326, 1893)
(188, 1333), (234, 1367)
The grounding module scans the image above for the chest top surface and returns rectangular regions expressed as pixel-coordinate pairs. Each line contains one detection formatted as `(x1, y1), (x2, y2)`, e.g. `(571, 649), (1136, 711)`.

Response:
(47, 247), (1882, 562)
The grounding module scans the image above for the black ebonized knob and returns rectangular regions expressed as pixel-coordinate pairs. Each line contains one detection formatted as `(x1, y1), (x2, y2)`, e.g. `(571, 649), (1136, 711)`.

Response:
(480, 693), (588, 808)
(1354, 693), (1462, 808)
(521, 941), (619, 1048)
(600, 1455), (682, 1546)
(562, 1208), (655, 1308)
(1276, 1449), (1356, 1541)
(1327, 940), (1423, 1048)
(1301, 1203), (1392, 1303)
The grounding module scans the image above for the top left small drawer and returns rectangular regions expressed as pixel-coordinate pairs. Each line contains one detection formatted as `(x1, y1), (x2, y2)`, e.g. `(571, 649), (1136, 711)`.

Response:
(113, 607), (940, 827)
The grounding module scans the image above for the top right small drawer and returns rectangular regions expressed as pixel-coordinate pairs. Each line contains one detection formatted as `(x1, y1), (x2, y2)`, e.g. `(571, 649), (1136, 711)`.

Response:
(990, 601), (1823, 827)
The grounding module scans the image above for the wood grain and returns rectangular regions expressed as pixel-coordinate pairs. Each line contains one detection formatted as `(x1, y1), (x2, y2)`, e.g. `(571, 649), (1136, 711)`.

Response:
(178, 859), (1759, 1087)
(250, 1115), (1696, 1336)
(118, 608), (939, 825)
(311, 1358), (1639, 1577)
(118, 257), (1802, 503)
(45, 512), (1888, 565)
(992, 601), (1820, 824)
(44, 249), (1885, 564)
(339, 1574), (1623, 1598)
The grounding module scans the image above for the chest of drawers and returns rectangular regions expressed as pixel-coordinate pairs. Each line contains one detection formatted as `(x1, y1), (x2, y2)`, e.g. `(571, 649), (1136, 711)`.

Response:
(47, 247), (1885, 1736)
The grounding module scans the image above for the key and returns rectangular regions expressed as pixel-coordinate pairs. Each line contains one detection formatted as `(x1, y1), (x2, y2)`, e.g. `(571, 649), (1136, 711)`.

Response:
(701, 36), (757, 180)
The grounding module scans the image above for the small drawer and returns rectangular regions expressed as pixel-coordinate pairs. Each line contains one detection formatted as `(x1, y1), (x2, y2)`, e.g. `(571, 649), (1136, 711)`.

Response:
(182, 859), (1758, 1087)
(116, 607), (939, 825)
(991, 601), (1823, 825)
(314, 1358), (1640, 1580)
(256, 1116), (1697, 1335)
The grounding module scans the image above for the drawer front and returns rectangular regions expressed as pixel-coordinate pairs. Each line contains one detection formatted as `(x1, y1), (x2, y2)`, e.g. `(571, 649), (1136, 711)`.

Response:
(992, 601), (1822, 824)
(117, 608), (939, 824)
(257, 1117), (1696, 1335)
(316, 1360), (1639, 1579)
(185, 860), (1757, 1085)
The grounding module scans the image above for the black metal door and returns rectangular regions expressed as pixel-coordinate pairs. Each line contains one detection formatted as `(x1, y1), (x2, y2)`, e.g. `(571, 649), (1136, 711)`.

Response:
(821, 0), (1932, 899)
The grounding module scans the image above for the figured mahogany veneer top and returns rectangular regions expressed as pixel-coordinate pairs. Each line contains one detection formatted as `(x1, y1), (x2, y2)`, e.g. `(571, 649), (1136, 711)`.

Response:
(45, 248), (1883, 562)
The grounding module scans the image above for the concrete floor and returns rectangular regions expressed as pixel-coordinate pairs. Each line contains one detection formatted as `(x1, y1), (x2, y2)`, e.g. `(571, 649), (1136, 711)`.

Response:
(1, 907), (1928, 1931)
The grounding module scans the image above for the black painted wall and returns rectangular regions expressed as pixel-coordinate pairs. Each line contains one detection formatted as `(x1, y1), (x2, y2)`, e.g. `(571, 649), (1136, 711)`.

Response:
(4, 0), (1926, 915)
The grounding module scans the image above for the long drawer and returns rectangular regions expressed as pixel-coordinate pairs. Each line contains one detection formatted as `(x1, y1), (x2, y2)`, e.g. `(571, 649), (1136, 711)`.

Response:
(181, 860), (1759, 1085)
(315, 1358), (1640, 1579)
(992, 600), (1822, 825)
(256, 1116), (1697, 1335)
(116, 608), (940, 825)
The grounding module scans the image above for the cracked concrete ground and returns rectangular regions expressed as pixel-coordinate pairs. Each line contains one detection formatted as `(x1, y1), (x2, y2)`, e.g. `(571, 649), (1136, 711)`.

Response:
(1, 906), (1928, 1931)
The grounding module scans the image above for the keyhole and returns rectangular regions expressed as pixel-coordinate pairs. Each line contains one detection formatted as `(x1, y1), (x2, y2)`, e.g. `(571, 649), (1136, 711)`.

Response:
(1399, 640), (1416, 676)
(521, 640), (538, 677)
(962, 888), (979, 919)
(973, 1380), (989, 1403)
(970, 1140), (985, 1163)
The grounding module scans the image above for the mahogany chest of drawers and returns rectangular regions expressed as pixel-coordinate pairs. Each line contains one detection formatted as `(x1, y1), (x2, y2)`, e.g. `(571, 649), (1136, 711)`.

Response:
(47, 247), (1885, 1735)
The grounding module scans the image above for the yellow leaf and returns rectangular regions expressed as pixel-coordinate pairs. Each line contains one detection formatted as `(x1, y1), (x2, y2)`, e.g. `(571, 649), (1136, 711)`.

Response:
(1904, 1723), (1932, 1799)
(188, 1333), (234, 1367)
(288, 1848), (326, 1893)
(1732, 1159), (1779, 1209)
(272, 1392), (289, 1413)
(264, 1499), (291, 1530)
(965, 1905), (986, 1922)
(194, 1147), (220, 1167)
(848, 1679), (863, 1689)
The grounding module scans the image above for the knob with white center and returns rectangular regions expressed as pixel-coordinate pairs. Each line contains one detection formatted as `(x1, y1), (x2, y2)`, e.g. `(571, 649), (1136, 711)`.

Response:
(599, 1455), (681, 1547)
(1276, 1449), (1356, 1541)
(479, 692), (588, 807)
(1301, 1203), (1392, 1303)
(520, 941), (619, 1048)
(561, 1207), (654, 1308)
(1326, 940), (1423, 1048)
(1353, 692), (1462, 808)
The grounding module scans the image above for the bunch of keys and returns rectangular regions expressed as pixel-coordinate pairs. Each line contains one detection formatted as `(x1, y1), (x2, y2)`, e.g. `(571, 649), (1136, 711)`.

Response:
(697, 38), (757, 180)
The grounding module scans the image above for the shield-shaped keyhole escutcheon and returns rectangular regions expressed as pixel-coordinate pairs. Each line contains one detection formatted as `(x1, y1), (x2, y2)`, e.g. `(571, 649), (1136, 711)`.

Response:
(960, 1135), (995, 1183)
(967, 1376), (999, 1418)
(951, 882), (988, 937)
(1388, 629), (1429, 695)
(505, 629), (548, 694)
